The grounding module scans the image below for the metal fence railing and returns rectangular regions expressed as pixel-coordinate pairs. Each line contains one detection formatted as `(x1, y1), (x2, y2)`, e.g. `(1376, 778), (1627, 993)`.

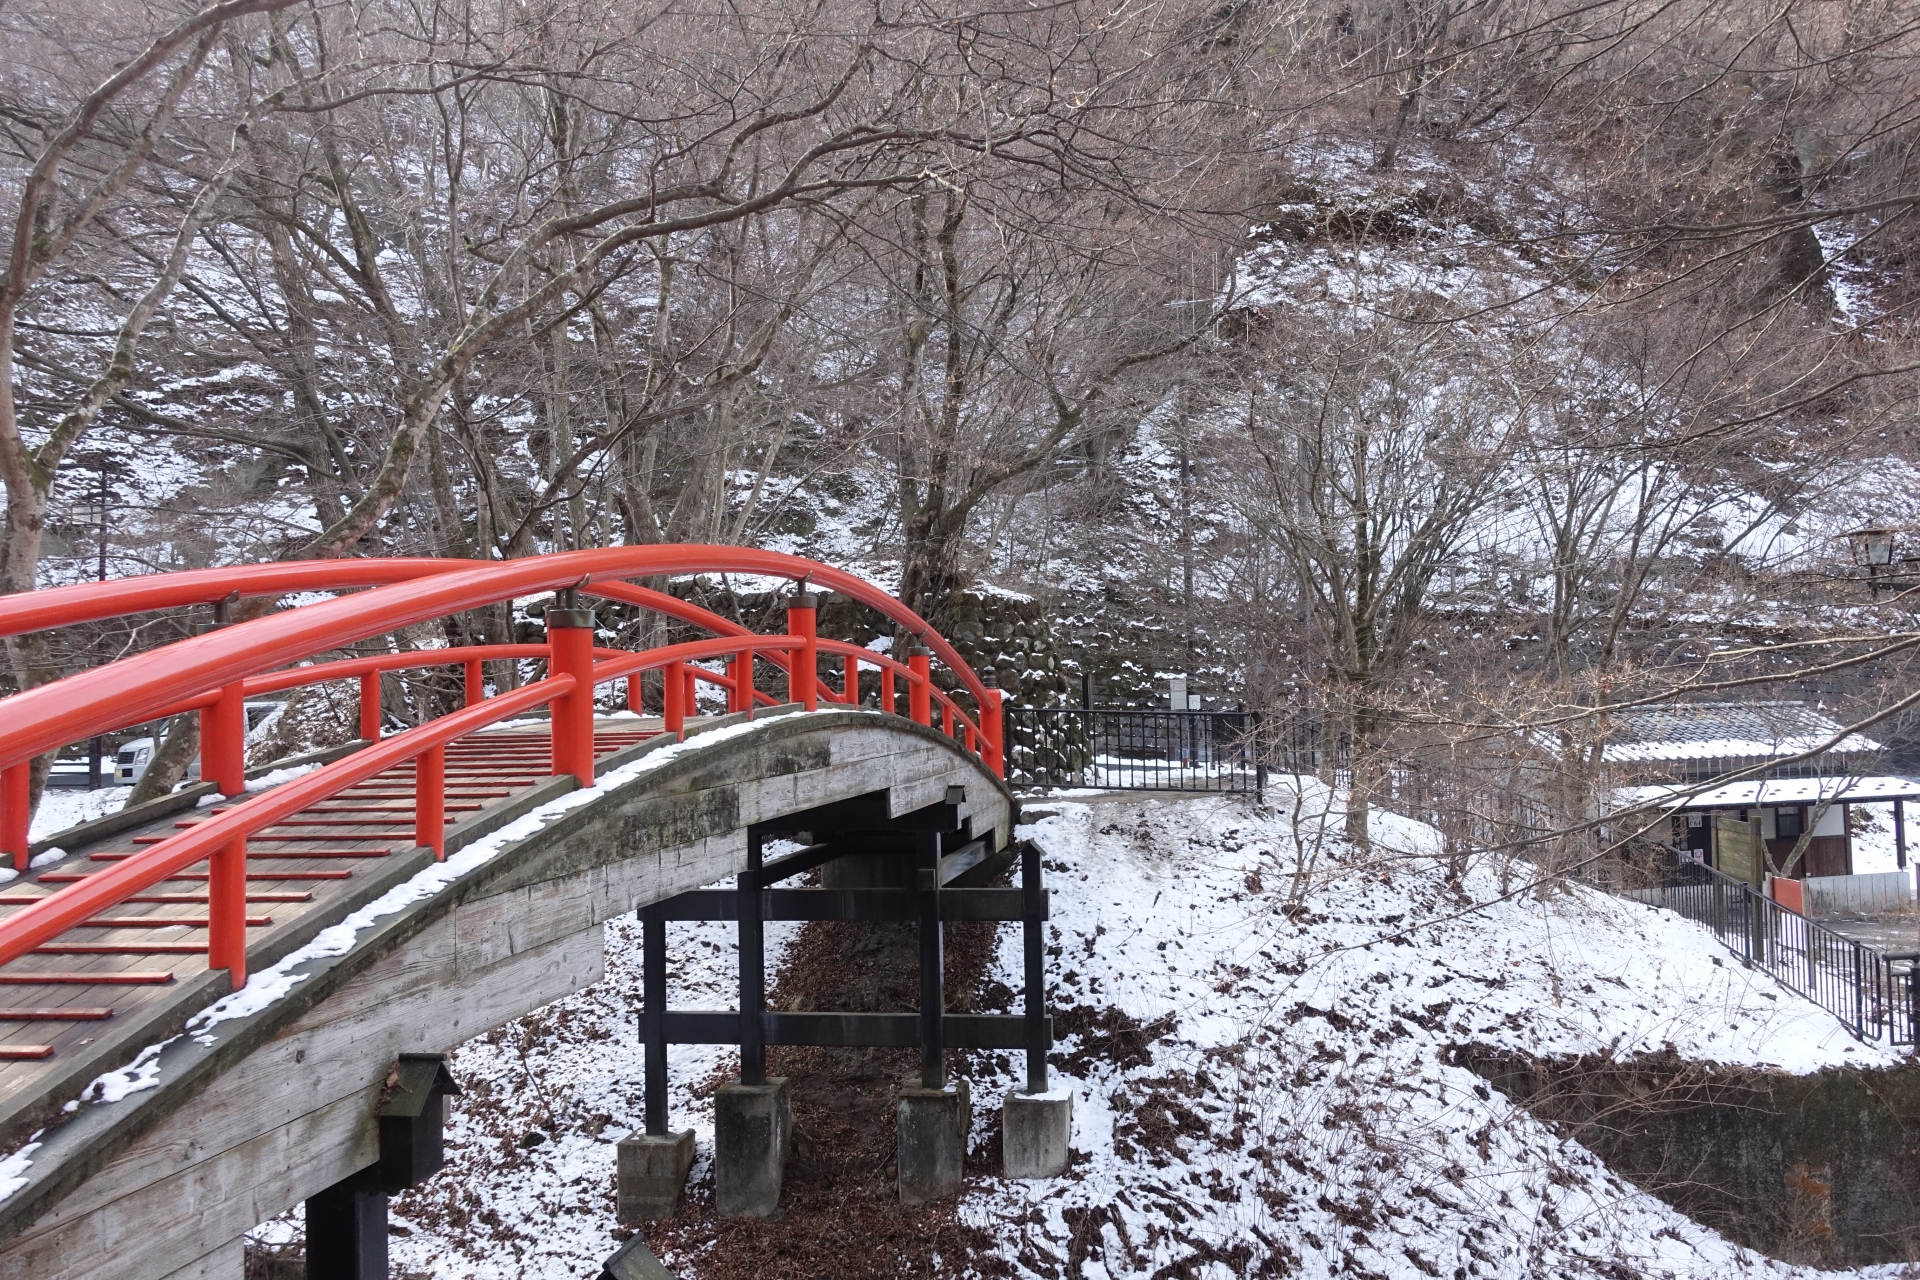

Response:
(1633, 854), (1918, 1045)
(1001, 708), (1269, 794)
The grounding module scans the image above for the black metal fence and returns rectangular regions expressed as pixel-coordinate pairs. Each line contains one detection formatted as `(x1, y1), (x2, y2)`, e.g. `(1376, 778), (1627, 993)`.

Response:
(1002, 708), (1272, 794)
(1633, 855), (1918, 1045)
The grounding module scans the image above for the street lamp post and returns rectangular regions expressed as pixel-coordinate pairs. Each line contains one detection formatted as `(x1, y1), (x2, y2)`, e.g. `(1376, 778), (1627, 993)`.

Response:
(1840, 525), (1897, 599)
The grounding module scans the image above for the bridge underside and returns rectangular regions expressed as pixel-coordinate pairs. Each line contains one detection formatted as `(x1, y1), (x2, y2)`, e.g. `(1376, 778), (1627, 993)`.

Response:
(0, 707), (1013, 1280)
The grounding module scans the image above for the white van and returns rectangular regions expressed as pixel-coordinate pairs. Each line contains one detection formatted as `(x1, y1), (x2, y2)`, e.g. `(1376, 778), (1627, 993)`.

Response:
(113, 700), (283, 785)
(114, 738), (165, 784)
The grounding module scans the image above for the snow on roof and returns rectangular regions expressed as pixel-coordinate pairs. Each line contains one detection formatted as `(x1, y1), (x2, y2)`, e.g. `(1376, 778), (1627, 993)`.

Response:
(1616, 774), (1920, 811)
(1600, 701), (1881, 762)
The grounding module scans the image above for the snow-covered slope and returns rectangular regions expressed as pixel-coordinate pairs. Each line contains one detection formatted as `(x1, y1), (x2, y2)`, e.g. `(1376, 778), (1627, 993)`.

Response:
(961, 787), (1902, 1280)
(249, 785), (1906, 1277)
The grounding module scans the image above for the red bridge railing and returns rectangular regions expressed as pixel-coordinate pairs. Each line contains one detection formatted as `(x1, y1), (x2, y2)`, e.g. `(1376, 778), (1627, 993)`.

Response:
(0, 548), (1002, 985)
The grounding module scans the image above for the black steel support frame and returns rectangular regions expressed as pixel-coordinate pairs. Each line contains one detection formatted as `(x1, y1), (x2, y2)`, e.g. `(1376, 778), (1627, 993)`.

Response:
(739, 830), (767, 1085)
(1022, 838), (1047, 1094)
(305, 1055), (459, 1280)
(305, 1180), (388, 1280)
(917, 829), (945, 1088)
(640, 796), (1051, 1134)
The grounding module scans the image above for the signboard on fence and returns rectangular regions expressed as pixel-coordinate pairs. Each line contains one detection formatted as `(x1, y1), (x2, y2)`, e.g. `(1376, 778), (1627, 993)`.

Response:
(1713, 817), (1764, 886)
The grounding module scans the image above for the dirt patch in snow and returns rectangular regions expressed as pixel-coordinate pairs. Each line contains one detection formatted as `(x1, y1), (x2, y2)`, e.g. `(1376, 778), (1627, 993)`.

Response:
(1050, 1004), (1176, 1076)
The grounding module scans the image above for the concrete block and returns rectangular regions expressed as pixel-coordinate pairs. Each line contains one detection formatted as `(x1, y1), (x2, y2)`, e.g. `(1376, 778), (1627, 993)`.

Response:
(713, 1077), (791, 1217)
(897, 1078), (970, 1205)
(1003, 1088), (1072, 1178)
(600, 1232), (676, 1280)
(617, 1129), (695, 1223)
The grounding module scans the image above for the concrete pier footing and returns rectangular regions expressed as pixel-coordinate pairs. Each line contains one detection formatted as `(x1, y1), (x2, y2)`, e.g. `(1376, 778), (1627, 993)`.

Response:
(714, 1077), (792, 1216)
(617, 1129), (695, 1223)
(897, 1078), (971, 1205)
(1002, 1088), (1073, 1178)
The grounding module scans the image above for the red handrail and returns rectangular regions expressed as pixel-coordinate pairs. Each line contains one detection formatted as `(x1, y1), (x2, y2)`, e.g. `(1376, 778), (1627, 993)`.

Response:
(0, 548), (987, 768)
(0, 559), (459, 639)
(0, 676), (569, 983)
(0, 548), (1005, 989)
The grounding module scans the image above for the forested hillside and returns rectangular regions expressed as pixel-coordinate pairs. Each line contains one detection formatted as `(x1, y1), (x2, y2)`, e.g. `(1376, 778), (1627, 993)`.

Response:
(5, 0), (1917, 837)
(4, 4), (1920, 1278)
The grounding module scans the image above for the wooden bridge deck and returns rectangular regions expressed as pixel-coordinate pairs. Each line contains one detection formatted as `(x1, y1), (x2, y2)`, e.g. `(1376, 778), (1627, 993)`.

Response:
(0, 726), (654, 1089)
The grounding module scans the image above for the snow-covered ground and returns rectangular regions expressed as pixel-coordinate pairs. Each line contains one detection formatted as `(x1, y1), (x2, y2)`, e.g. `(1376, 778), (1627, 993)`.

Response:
(253, 783), (1920, 1278)
(960, 787), (1906, 1280)
(27, 785), (130, 842)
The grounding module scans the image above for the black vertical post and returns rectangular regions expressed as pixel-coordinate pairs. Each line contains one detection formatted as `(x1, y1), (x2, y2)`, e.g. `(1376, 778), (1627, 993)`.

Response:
(306, 1177), (387, 1280)
(917, 829), (945, 1089)
(642, 903), (668, 1134)
(1021, 839), (1047, 1096)
(1744, 886), (1758, 968)
(1080, 672), (1091, 710)
(1251, 709), (1266, 804)
(89, 459), (106, 790)
(1897, 799), (1908, 870)
(739, 830), (766, 1085)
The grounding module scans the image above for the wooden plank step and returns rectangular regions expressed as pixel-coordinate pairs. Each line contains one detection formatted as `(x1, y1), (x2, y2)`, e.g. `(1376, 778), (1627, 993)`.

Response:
(68, 916), (270, 929)
(133, 834), (400, 846)
(0, 893), (310, 905)
(170, 820), (417, 831)
(39, 871), (350, 882)
(0, 973), (174, 985)
(300, 803), (483, 814)
(262, 819), (444, 829)
(330, 791), (510, 800)
(93, 849), (391, 861)
(35, 943), (204, 955)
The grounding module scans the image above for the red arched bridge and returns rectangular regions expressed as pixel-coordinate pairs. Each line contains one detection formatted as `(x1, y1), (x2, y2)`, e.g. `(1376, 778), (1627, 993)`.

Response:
(0, 549), (1067, 1280)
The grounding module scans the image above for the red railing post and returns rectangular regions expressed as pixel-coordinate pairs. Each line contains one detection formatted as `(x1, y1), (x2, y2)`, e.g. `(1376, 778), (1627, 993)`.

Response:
(684, 665), (699, 719)
(787, 590), (817, 711)
(728, 646), (755, 715)
(882, 666), (895, 715)
(464, 658), (484, 707)
(628, 670), (644, 715)
(359, 671), (383, 742)
(547, 603), (598, 784)
(208, 835), (247, 985)
(844, 654), (859, 706)
(981, 671), (1004, 778)
(2, 764), (28, 872)
(201, 681), (246, 797)
(908, 646), (932, 726)
(942, 701), (954, 737)
(415, 743), (445, 859)
(664, 661), (686, 738)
